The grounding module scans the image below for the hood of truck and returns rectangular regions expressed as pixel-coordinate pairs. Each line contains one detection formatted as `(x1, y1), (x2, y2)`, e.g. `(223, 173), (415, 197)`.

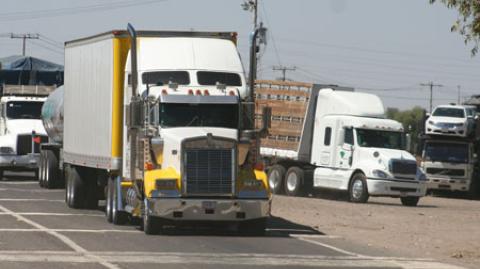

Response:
(355, 147), (416, 171)
(159, 127), (238, 172)
(6, 119), (47, 136)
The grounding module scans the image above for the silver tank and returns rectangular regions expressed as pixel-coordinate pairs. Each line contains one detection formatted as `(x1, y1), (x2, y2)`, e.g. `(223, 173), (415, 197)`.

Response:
(41, 86), (64, 144)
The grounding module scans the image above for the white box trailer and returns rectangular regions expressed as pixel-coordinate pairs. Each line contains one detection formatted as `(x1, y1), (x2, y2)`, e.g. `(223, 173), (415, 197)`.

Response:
(257, 81), (427, 206)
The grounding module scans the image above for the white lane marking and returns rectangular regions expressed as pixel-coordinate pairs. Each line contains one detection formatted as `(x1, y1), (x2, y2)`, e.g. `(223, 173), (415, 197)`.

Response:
(295, 236), (364, 257)
(0, 228), (137, 233)
(0, 198), (64, 202)
(0, 187), (64, 193)
(0, 212), (103, 217)
(0, 204), (120, 269)
(0, 181), (38, 185)
(0, 251), (466, 268)
(288, 233), (342, 239)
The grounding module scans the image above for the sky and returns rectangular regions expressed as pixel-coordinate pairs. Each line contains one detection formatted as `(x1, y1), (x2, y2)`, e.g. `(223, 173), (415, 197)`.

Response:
(0, 0), (478, 110)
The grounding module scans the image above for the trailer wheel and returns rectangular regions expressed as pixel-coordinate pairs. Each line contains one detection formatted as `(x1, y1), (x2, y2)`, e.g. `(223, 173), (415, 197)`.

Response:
(111, 178), (128, 225)
(105, 178), (114, 223)
(268, 165), (286, 194)
(284, 167), (304, 196)
(66, 166), (86, 209)
(143, 200), (161, 235)
(400, 197), (420, 207)
(44, 150), (59, 189)
(348, 173), (369, 203)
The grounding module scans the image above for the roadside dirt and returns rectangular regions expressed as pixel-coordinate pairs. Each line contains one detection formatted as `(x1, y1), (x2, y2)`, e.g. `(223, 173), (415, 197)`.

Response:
(272, 193), (480, 269)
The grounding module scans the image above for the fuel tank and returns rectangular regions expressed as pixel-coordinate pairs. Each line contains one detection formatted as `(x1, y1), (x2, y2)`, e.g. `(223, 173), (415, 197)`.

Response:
(41, 86), (63, 144)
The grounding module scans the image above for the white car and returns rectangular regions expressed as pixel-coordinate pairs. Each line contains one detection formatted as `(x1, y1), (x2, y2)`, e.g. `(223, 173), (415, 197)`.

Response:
(425, 105), (476, 137)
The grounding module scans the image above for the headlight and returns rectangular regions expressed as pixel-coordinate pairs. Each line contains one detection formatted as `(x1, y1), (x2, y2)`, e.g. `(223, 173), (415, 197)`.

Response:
(155, 179), (177, 190)
(0, 147), (14, 154)
(372, 169), (389, 179)
(428, 120), (434, 125)
(454, 123), (464, 127)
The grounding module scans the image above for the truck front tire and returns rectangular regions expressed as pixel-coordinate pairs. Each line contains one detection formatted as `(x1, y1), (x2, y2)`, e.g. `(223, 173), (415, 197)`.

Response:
(110, 178), (128, 225)
(268, 165), (286, 194)
(142, 200), (161, 235)
(349, 173), (369, 203)
(284, 166), (304, 196)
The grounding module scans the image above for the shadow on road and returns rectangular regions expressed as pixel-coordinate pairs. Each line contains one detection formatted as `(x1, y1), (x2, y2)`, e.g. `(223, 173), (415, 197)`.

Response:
(143, 215), (324, 238)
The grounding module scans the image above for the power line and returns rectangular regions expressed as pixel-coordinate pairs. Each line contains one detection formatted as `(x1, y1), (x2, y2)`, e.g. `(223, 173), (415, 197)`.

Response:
(0, 0), (167, 22)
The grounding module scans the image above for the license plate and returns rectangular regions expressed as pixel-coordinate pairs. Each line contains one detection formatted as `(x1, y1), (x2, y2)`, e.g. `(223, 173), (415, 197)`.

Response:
(202, 201), (216, 210)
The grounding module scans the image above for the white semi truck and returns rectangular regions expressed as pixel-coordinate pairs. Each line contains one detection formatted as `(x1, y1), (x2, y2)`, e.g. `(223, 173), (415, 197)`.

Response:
(0, 85), (52, 178)
(256, 82), (427, 206)
(42, 25), (271, 234)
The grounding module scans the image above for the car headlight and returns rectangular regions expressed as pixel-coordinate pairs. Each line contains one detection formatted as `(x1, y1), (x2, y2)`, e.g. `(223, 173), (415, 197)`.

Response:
(0, 147), (14, 154)
(372, 169), (390, 179)
(155, 179), (177, 190)
(428, 120), (434, 125)
(454, 123), (464, 127)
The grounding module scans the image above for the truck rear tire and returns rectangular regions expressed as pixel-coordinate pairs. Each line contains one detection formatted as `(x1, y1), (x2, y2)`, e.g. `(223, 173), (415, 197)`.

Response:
(268, 165), (286, 194)
(349, 173), (369, 203)
(284, 166), (304, 196)
(110, 178), (128, 225)
(38, 151), (46, 187)
(44, 150), (59, 189)
(400, 196), (420, 207)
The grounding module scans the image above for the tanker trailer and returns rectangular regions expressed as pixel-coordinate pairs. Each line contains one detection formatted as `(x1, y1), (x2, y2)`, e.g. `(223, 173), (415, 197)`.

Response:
(38, 86), (64, 189)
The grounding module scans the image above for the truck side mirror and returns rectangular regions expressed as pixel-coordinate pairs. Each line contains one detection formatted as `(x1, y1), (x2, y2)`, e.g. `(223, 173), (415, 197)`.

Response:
(126, 99), (144, 129)
(405, 134), (412, 152)
(337, 128), (345, 146)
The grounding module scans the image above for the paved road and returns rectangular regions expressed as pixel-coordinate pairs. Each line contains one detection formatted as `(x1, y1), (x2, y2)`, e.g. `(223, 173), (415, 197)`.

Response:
(0, 174), (465, 269)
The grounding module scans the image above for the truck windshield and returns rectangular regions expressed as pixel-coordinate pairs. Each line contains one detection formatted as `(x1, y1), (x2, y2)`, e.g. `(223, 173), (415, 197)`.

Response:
(6, 101), (43, 119)
(424, 143), (468, 163)
(159, 103), (238, 128)
(197, 71), (242, 86)
(432, 107), (465, 118)
(142, 71), (190, 85)
(356, 129), (404, 150)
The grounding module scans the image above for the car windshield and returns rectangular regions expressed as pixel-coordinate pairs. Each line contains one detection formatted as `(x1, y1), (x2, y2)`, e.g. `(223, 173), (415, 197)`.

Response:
(424, 142), (468, 163)
(356, 129), (405, 150)
(6, 101), (43, 119)
(142, 71), (190, 86)
(197, 71), (242, 86)
(432, 107), (465, 118)
(158, 103), (238, 128)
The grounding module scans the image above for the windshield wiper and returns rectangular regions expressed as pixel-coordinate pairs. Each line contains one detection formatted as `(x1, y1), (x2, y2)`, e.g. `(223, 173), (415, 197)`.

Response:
(186, 116), (199, 127)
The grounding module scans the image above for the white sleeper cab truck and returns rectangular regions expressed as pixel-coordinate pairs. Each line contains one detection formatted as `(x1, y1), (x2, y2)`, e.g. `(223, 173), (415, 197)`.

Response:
(259, 85), (427, 206)
(0, 86), (51, 178)
(60, 25), (271, 235)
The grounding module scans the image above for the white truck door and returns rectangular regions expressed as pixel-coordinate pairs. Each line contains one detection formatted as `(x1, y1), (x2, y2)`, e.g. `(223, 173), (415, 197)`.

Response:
(337, 127), (354, 169)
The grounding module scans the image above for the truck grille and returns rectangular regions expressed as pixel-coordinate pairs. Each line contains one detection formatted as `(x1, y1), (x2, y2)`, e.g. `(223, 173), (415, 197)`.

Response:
(16, 134), (48, 155)
(390, 160), (417, 179)
(426, 168), (465, 177)
(184, 149), (234, 195)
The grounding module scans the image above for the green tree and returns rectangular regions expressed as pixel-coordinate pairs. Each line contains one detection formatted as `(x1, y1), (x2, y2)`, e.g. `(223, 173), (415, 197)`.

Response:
(387, 106), (426, 153)
(430, 0), (480, 55)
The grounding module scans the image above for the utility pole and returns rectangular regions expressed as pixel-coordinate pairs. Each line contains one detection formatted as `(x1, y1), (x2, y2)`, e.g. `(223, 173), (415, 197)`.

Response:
(242, 0), (258, 29)
(420, 82), (443, 113)
(457, 85), (461, 105)
(273, 65), (296, 81)
(10, 33), (39, 56)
